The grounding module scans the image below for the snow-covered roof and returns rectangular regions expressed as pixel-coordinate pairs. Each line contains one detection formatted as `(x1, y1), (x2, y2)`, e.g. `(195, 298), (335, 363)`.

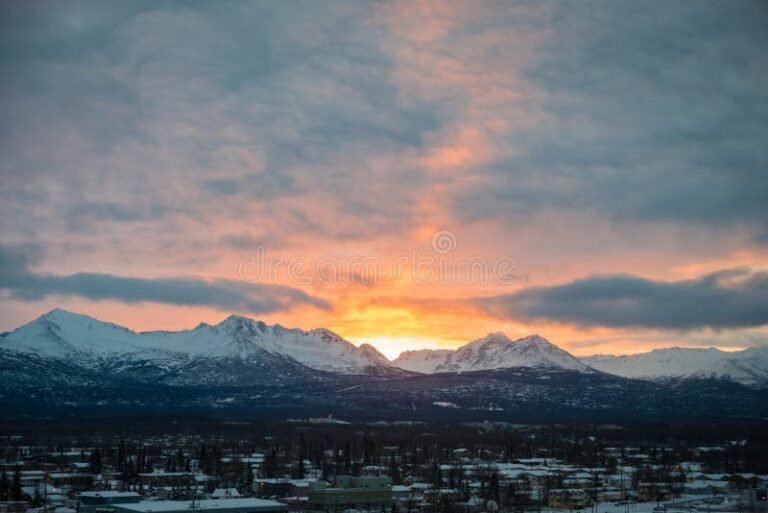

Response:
(79, 491), (141, 498)
(113, 499), (286, 513)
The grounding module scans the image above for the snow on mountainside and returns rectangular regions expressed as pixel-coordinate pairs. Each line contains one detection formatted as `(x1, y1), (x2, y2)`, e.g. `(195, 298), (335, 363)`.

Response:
(394, 333), (593, 374)
(582, 346), (768, 387)
(0, 309), (396, 375)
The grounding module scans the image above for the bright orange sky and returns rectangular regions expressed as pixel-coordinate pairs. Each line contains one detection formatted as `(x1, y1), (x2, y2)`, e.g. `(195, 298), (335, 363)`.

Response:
(1, 1), (767, 359)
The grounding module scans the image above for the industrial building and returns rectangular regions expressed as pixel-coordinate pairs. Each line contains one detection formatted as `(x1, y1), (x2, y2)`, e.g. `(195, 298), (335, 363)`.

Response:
(111, 498), (288, 513)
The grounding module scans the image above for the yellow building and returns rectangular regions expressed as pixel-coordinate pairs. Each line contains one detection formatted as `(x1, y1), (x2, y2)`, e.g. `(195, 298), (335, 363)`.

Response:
(548, 489), (588, 510)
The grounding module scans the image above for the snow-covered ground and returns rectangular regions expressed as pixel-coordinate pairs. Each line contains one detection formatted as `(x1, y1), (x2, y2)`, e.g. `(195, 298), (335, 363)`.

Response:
(545, 494), (747, 513)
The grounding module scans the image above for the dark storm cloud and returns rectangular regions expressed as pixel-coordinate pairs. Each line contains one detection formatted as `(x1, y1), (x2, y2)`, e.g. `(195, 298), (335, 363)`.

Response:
(0, 244), (330, 313)
(475, 268), (768, 330)
(455, 1), (768, 237)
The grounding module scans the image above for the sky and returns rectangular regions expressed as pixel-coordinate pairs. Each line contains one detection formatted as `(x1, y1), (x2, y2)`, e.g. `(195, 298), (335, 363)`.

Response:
(1, 0), (767, 360)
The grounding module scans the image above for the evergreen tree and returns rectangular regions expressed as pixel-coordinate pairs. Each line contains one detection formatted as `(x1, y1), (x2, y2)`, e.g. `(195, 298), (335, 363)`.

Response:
(296, 435), (307, 479)
(90, 448), (103, 474)
(344, 442), (351, 473)
(264, 449), (278, 479)
(176, 449), (185, 472)
(32, 487), (42, 507)
(10, 467), (22, 501)
(0, 469), (9, 501)
(117, 440), (126, 472)
(389, 457), (402, 485)
(434, 461), (443, 487)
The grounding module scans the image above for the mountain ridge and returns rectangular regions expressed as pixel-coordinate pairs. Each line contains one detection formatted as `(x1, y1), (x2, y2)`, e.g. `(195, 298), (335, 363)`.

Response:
(0, 308), (398, 376)
(2, 309), (768, 421)
(393, 332), (593, 374)
(3, 309), (768, 387)
(581, 345), (768, 386)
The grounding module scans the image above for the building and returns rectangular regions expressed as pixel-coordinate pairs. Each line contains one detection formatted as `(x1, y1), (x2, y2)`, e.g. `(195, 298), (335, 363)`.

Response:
(212, 488), (241, 499)
(749, 488), (768, 513)
(111, 498), (288, 513)
(638, 483), (673, 502)
(138, 471), (195, 488)
(595, 488), (623, 503)
(548, 489), (588, 509)
(78, 491), (142, 513)
(46, 472), (95, 490)
(308, 476), (392, 511)
(0, 502), (28, 513)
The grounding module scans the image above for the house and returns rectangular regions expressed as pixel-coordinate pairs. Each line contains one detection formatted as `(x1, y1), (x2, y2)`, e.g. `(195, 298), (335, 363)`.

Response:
(548, 489), (588, 510)
(257, 479), (293, 498)
(308, 476), (392, 511)
(684, 479), (729, 496)
(138, 471), (195, 488)
(420, 489), (463, 513)
(212, 488), (242, 499)
(637, 483), (673, 502)
(46, 472), (95, 491)
(71, 462), (91, 473)
(748, 488), (767, 513)
(0, 501), (28, 513)
(78, 491), (142, 513)
(595, 488), (623, 503)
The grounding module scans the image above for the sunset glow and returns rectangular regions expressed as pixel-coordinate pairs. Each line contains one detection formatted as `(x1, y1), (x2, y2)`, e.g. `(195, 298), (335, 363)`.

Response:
(1, 0), (767, 359)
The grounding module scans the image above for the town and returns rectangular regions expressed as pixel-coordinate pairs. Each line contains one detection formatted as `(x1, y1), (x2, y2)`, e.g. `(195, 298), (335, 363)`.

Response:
(1, 420), (767, 513)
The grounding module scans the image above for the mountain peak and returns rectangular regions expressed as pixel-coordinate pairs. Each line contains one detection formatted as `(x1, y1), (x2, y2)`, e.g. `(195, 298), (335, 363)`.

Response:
(43, 307), (74, 317)
(215, 314), (268, 334)
(41, 308), (90, 323)
(394, 332), (591, 374)
(471, 332), (511, 344)
(358, 342), (388, 361)
(519, 334), (549, 343)
(471, 333), (551, 346)
(35, 308), (136, 335)
(218, 313), (254, 325)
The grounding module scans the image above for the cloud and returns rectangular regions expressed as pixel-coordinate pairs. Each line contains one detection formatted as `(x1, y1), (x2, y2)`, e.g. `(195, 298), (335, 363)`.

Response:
(0, 0), (766, 345)
(0, 1), (440, 251)
(0, 244), (330, 313)
(5, 1), (763, 251)
(475, 268), (768, 330)
(452, 1), (768, 238)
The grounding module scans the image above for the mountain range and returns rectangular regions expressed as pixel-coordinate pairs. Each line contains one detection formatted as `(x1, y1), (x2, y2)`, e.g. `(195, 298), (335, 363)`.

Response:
(1, 309), (767, 422)
(583, 346), (768, 387)
(394, 333), (593, 374)
(0, 308), (397, 376)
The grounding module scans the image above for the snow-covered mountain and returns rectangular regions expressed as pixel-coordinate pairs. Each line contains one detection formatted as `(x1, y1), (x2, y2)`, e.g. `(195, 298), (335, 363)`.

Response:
(2, 311), (768, 420)
(393, 333), (593, 374)
(0, 309), (397, 375)
(582, 346), (768, 387)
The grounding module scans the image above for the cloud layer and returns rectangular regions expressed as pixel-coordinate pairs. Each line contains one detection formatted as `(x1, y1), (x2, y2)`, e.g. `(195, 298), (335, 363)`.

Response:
(0, 245), (329, 313)
(476, 268), (768, 330)
(0, 1), (766, 351)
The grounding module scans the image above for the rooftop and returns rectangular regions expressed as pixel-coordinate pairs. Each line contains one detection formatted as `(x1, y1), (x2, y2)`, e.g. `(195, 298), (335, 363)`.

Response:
(80, 492), (141, 499)
(113, 499), (287, 513)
